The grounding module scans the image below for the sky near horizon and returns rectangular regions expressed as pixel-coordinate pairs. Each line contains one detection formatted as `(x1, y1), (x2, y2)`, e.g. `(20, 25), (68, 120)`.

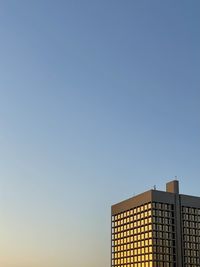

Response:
(0, 1), (200, 267)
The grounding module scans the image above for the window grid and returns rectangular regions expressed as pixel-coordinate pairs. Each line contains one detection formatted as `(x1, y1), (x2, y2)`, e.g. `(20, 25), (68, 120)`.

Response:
(112, 203), (153, 267)
(182, 206), (200, 267)
(152, 202), (176, 267)
(112, 202), (176, 267)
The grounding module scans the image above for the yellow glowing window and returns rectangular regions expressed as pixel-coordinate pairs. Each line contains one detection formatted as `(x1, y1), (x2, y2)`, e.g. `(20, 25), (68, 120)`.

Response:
(148, 217), (152, 223)
(131, 229), (133, 235)
(142, 255), (145, 261)
(145, 239), (149, 247)
(130, 210), (133, 215)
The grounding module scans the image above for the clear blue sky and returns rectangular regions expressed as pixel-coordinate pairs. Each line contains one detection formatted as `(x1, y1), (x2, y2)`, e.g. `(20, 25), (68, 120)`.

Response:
(0, 1), (200, 267)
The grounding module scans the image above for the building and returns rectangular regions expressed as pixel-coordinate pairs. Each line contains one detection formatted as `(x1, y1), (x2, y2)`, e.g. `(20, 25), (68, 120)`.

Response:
(111, 180), (200, 267)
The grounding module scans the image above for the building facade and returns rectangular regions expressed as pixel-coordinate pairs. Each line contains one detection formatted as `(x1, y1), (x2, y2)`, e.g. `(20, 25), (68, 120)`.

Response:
(111, 180), (200, 267)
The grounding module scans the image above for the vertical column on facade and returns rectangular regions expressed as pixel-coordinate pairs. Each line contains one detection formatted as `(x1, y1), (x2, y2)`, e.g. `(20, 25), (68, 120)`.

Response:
(175, 192), (183, 267)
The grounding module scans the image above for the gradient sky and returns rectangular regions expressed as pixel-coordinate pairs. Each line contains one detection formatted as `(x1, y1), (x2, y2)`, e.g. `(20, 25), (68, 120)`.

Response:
(0, 1), (200, 267)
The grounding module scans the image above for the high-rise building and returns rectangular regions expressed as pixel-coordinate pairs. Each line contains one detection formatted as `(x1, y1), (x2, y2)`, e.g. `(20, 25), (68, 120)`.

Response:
(111, 180), (200, 267)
